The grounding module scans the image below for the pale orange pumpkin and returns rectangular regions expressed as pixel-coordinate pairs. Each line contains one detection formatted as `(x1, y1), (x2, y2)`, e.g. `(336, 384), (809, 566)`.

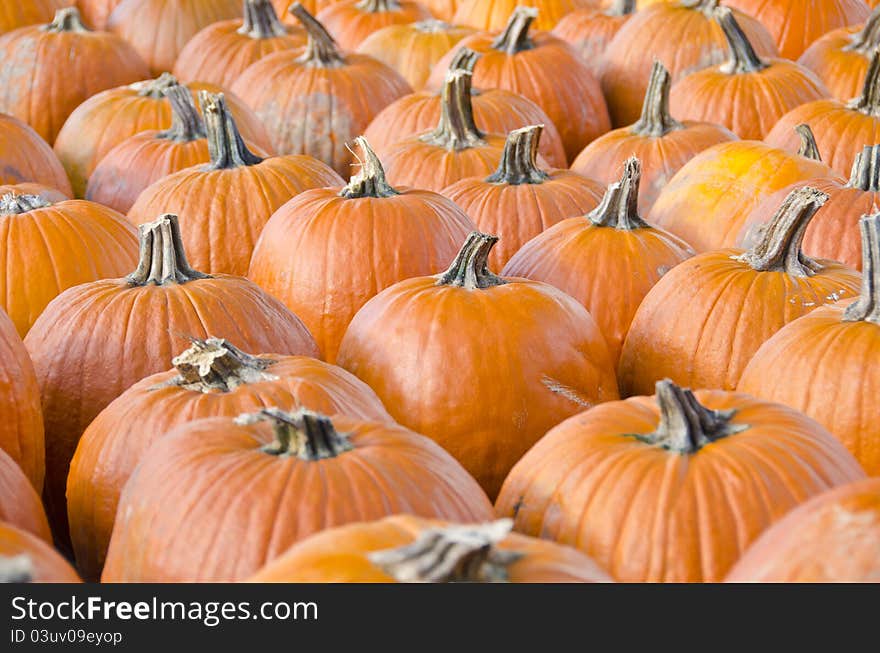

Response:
(316, 0), (431, 50)
(0, 114), (72, 196)
(76, 0), (123, 30)
(0, 522), (81, 583)
(551, 0), (635, 77)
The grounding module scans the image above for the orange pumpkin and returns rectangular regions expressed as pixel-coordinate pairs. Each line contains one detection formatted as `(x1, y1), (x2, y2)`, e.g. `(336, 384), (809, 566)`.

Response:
(726, 478), (880, 582)
(503, 158), (694, 366)
(0, 448), (50, 542)
(128, 92), (341, 276)
(0, 0), (68, 34)
(317, 0), (431, 50)
(76, 0), (123, 30)
(107, 0), (242, 76)
(250, 516), (612, 582)
(274, 0), (340, 19)
(0, 194), (138, 336)
(172, 0), (306, 89)
(668, 8), (829, 140)
(572, 61), (736, 213)
(600, 0), (777, 127)
(0, 8), (149, 144)
(102, 408), (494, 582)
(337, 231), (619, 499)
(24, 214), (319, 551)
(496, 379), (866, 582)
(249, 137), (475, 362)
(620, 187), (861, 394)
(0, 114), (72, 196)
(0, 522), (81, 583)
(54, 74), (273, 197)
(442, 124), (604, 269)
(550, 0), (635, 77)
(452, 0), (591, 32)
(68, 337), (392, 581)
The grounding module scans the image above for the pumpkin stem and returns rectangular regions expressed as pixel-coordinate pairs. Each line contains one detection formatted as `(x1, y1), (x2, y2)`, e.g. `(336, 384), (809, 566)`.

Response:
(848, 144), (880, 191)
(290, 3), (345, 67)
(631, 61), (683, 137)
(587, 158), (648, 230)
(436, 231), (506, 289)
(0, 193), (52, 214)
(340, 137), (399, 198)
(491, 6), (537, 55)
(735, 186), (828, 277)
(421, 69), (485, 150)
(850, 49), (880, 116)
(44, 6), (88, 32)
(414, 19), (453, 33)
(126, 214), (210, 286)
(368, 520), (523, 583)
(158, 84), (205, 142)
(136, 73), (178, 98)
(796, 124), (821, 161)
(846, 8), (880, 54)
(355, 0), (401, 12)
(448, 47), (480, 75)
(237, 408), (354, 460)
(0, 555), (33, 583)
(198, 91), (263, 170)
(485, 125), (549, 185)
(715, 6), (768, 74)
(240, 0), (287, 39)
(843, 213), (880, 324)
(608, 0), (636, 16)
(683, 0), (720, 13)
(165, 337), (277, 392)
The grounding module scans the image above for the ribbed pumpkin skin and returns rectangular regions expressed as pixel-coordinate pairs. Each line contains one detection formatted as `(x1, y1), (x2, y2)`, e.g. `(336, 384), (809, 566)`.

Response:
(0, 18), (149, 144)
(0, 0), (68, 34)
(249, 188), (475, 363)
(68, 354), (392, 582)
(0, 522), (81, 582)
(101, 415), (495, 582)
(452, 0), (591, 31)
(250, 514), (613, 582)
(799, 24), (872, 103)
(107, 0), (242, 76)
(0, 114), (72, 195)
(76, 0), (124, 30)
(726, 478), (880, 582)
(551, 7), (631, 76)
(724, 0), (870, 60)
(0, 448), (50, 542)
(0, 199), (139, 336)
(495, 390), (866, 582)
(647, 141), (835, 252)
(317, 0), (431, 50)
(364, 88), (567, 168)
(54, 80), (273, 198)
(274, 0), (340, 19)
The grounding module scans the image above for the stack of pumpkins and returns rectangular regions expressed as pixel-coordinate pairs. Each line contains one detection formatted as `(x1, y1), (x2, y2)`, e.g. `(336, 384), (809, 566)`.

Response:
(0, 0), (878, 585)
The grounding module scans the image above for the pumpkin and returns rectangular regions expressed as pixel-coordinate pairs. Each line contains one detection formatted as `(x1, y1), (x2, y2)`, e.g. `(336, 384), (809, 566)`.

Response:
(0, 184), (68, 205)
(274, 0), (340, 19)
(442, 124), (604, 269)
(76, 0), (123, 30)
(668, 8), (829, 140)
(737, 144), (880, 270)
(317, 0), (431, 50)
(427, 7), (610, 161)
(249, 137), (475, 362)
(356, 20), (475, 90)
(0, 194), (138, 336)
(337, 231), (619, 499)
(0, 449), (50, 542)
(172, 0), (306, 89)
(418, 0), (457, 21)
(54, 74), (273, 197)
(503, 158), (694, 366)
(550, 0), (635, 77)
(799, 8), (879, 103)
(102, 408), (494, 582)
(0, 8), (149, 145)
(495, 379), (866, 582)
(724, 0), (870, 61)
(68, 337), (392, 581)
(24, 213), (319, 551)
(0, 114), (72, 196)
(619, 187), (861, 394)
(726, 478), (880, 582)
(250, 516), (612, 582)
(232, 4), (411, 176)
(571, 61), (736, 213)
(600, 0), (777, 127)
(452, 0), (591, 32)
(765, 50), (880, 179)
(0, 0), (68, 34)
(0, 523), (81, 583)
(364, 48), (566, 168)
(738, 213), (880, 475)
(107, 0), (242, 76)
(647, 136), (835, 252)
(128, 92), (341, 276)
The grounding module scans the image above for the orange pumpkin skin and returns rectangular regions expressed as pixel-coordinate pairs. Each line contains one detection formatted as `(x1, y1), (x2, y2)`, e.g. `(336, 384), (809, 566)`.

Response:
(0, 114), (72, 196)
(726, 478), (880, 582)
(0, 449), (50, 543)
(0, 8), (149, 145)
(798, 16), (877, 103)
(724, 0), (870, 61)
(452, 0), (592, 32)
(317, 0), (431, 51)
(0, 184), (68, 204)
(550, 2), (633, 77)
(419, 0), (457, 21)
(68, 339), (392, 581)
(275, 0), (341, 20)
(250, 514), (612, 582)
(76, 0), (123, 30)
(0, 0), (69, 34)
(0, 522), (81, 583)
(0, 196), (138, 337)
(647, 140), (835, 253)
(54, 76), (273, 198)
(101, 410), (495, 582)
(496, 383), (866, 582)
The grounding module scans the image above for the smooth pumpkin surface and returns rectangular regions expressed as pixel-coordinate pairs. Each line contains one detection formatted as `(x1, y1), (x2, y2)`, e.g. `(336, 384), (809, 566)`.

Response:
(316, 0), (431, 50)
(551, 1), (635, 78)
(0, 448), (50, 542)
(0, 114), (72, 195)
(0, 522), (81, 583)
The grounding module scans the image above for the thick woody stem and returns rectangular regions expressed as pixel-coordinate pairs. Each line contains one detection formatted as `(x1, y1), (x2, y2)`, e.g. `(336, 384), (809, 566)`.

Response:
(796, 124), (822, 161)
(608, 0), (636, 16)
(491, 7), (537, 55)
(845, 8), (880, 53)
(421, 69), (485, 150)
(448, 47), (480, 75)
(355, 0), (402, 12)
(485, 125), (549, 185)
(340, 137), (399, 198)
(843, 213), (880, 324)
(0, 555), (33, 583)
(240, 0), (288, 39)
(0, 193), (52, 214)
(44, 7), (88, 32)
(587, 157), (648, 230)
(849, 49), (880, 116)
(126, 214), (210, 286)
(158, 84), (205, 142)
(436, 232), (507, 289)
(236, 408), (354, 460)
(166, 337), (277, 392)
(716, 7), (768, 74)
(290, 3), (345, 67)
(198, 91), (263, 169)
(632, 61), (683, 137)
(848, 145), (880, 191)
(135, 73), (179, 98)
